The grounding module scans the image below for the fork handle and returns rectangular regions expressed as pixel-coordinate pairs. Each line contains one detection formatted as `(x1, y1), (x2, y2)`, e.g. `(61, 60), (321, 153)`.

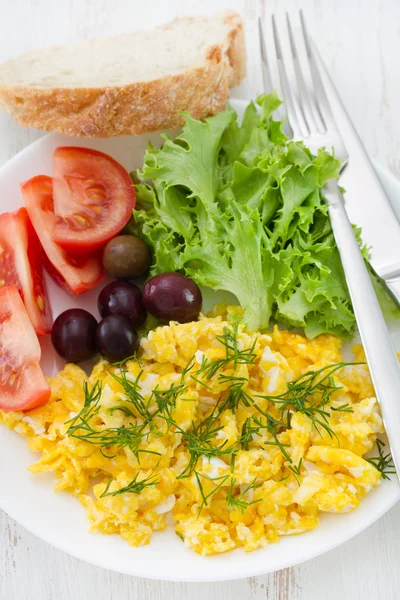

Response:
(325, 178), (400, 475)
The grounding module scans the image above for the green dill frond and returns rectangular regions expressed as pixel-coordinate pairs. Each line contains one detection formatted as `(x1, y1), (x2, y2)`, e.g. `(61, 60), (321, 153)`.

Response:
(217, 374), (254, 413)
(365, 439), (396, 480)
(226, 477), (262, 512)
(195, 323), (257, 380)
(107, 368), (153, 422)
(180, 356), (196, 382)
(331, 404), (354, 413)
(151, 381), (188, 417)
(194, 470), (231, 515)
(257, 362), (361, 442)
(66, 381), (160, 461)
(169, 412), (238, 479)
(287, 458), (303, 484)
(111, 354), (139, 368)
(100, 471), (159, 497)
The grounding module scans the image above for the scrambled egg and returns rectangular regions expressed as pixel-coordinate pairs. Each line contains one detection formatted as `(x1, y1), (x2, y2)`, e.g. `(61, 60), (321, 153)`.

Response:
(0, 309), (384, 556)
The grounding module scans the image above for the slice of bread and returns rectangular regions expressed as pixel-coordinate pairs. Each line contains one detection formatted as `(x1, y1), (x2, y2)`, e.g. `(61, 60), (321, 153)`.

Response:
(0, 11), (245, 138)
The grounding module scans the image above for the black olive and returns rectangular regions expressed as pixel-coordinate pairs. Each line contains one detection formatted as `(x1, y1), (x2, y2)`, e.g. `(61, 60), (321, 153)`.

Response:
(103, 235), (151, 280)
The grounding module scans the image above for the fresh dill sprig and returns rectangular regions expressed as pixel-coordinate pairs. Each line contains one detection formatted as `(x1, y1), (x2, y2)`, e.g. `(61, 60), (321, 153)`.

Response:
(112, 353), (139, 368)
(226, 477), (262, 512)
(240, 417), (256, 451)
(67, 379), (103, 425)
(240, 413), (303, 482)
(331, 403), (354, 413)
(151, 381), (188, 417)
(240, 413), (291, 460)
(100, 471), (159, 497)
(240, 363), (361, 475)
(217, 374), (254, 413)
(287, 458), (303, 483)
(165, 412), (237, 479)
(258, 363), (361, 441)
(365, 439), (396, 480)
(251, 411), (292, 461)
(180, 356), (195, 382)
(194, 470), (230, 515)
(107, 368), (153, 423)
(66, 358), (195, 461)
(66, 381), (160, 460)
(108, 405), (136, 418)
(190, 374), (213, 390)
(195, 322), (257, 380)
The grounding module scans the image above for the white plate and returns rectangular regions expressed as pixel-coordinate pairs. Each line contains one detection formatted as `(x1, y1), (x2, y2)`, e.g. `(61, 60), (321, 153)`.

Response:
(0, 99), (399, 582)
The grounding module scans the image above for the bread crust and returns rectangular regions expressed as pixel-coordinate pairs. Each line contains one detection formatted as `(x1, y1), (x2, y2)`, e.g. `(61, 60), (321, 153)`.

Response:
(0, 11), (246, 138)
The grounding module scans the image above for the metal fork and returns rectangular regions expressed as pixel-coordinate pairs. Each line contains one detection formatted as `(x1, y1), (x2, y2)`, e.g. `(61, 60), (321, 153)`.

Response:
(259, 12), (400, 478)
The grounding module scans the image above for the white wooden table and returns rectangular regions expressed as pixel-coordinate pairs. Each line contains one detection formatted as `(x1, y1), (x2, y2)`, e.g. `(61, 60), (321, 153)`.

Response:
(1, 0), (400, 598)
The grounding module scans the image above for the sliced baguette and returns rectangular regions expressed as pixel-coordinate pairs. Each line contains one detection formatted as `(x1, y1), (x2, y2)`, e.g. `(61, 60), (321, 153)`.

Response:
(0, 11), (245, 138)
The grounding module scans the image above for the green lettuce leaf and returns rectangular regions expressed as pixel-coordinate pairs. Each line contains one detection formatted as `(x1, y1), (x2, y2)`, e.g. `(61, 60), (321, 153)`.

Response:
(129, 94), (398, 337)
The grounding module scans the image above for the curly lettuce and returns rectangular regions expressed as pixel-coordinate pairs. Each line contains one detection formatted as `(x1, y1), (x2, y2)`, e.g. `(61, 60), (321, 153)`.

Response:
(129, 93), (396, 337)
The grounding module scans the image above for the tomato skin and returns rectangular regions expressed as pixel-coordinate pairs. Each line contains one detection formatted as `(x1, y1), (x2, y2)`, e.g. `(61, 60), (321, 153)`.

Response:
(0, 208), (52, 335)
(21, 175), (104, 296)
(52, 147), (136, 254)
(0, 286), (50, 412)
(42, 250), (104, 296)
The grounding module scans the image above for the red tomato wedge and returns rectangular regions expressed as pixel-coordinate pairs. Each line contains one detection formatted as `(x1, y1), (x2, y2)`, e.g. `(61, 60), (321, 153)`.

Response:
(0, 208), (52, 335)
(0, 286), (50, 411)
(21, 175), (104, 296)
(52, 147), (136, 254)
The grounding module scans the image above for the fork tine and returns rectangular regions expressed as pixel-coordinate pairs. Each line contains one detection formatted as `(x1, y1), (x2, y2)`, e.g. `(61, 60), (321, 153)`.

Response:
(258, 17), (287, 125)
(299, 10), (336, 131)
(286, 13), (326, 134)
(258, 18), (274, 93)
(271, 14), (309, 138)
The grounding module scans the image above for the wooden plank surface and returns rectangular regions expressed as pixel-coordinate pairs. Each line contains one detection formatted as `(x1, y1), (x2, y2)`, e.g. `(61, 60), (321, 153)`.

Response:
(1, 0), (400, 598)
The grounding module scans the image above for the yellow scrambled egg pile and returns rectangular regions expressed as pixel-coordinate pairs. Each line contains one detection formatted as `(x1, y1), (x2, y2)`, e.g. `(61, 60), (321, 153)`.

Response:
(0, 309), (384, 555)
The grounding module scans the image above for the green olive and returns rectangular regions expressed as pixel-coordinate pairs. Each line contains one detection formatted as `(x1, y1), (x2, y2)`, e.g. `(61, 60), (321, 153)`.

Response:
(102, 235), (151, 280)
